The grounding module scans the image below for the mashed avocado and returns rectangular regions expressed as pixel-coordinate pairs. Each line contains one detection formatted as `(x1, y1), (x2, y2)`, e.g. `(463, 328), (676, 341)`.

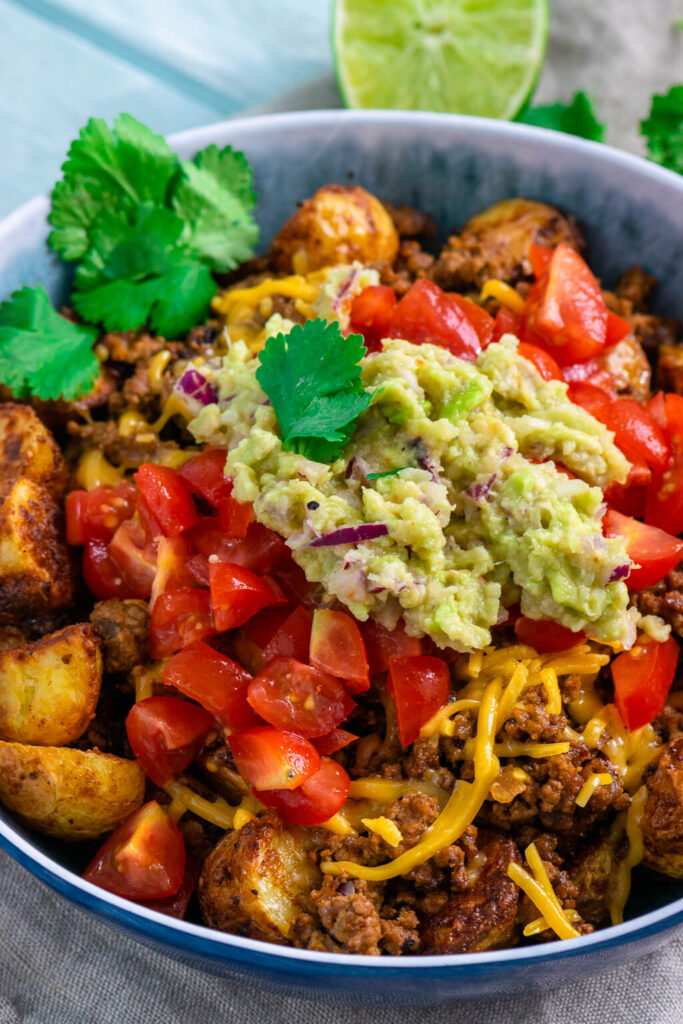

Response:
(191, 332), (636, 652)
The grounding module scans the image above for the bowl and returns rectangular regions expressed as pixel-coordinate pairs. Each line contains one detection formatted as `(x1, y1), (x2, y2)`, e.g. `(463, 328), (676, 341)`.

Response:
(1, 110), (683, 1006)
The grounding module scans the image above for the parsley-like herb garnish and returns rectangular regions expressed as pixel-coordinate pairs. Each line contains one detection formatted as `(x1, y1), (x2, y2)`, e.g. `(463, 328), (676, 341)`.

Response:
(366, 468), (407, 480)
(256, 319), (373, 463)
(0, 286), (99, 400)
(641, 86), (683, 175)
(517, 91), (605, 142)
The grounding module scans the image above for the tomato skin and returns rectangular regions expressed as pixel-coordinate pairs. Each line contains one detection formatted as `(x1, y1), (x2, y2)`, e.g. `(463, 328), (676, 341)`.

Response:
(562, 358), (616, 394)
(229, 726), (320, 790)
(603, 463), (650, 519)
(134, 464), (198, 538)
(108, 517), (158, 598)
(309, 609), (370, 693)
(603, 510), (683, 590)
(66, 481), (136, 545)
(258, 605), (313, 666)
(491, 306), (521, 345)
(517, 342), (563, 381)
(150, 535), (196, 607)
(522, 244), (608, 365)
(82, 538), (139, 600)
(349, 285), (398, 351)
(612, 635), (679, 731)
(387, 279), (484, 360)
(126, 696), (215, 786)
(135, 858), (200, 918)
(218, 492), (253, 539)
(312, 728), (357, 755)
(247, 656), (355, 738)
(178, 448), (230, 508)
(254, 758), (351, 826)
(529, 242), (553, 278)
(570, 385), (671, 473)
(387, 655), (451, 747)
(162, 639), (259, 730)
(209, 561), (282, 632)
(82, 800), (186, 900)
(361, 619), (422, 675)
(514, 617), (586, 653)
(189, 520), (287, 575)
(149, 588), (216, 659)
(605, 311), (632, 346)
(644, 393), (683, 535)
(447, 294), (495, 348)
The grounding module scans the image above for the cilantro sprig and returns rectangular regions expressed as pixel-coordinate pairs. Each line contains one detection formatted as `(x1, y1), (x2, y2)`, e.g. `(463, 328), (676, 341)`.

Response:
(517, 91), (605, 142)
(640, 86), (683, 175)
(256, 319), (373, 463)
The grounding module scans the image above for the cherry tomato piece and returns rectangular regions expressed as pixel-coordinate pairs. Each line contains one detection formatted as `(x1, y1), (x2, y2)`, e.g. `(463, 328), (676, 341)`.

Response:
(612, 635), (679, 731)
(517, 342), (563, 381)
(150, 535), (196, 606)
(644, 393), (683, 535)
(149, 588), (216, 659)
(135, 858), (201, 919)
(126, 696), (215, 786)
(254, 758), (351, 825)
(218, 492), (253, 539)
(247, 656), (355, 738)
(134, 464), (198, 537)
(162, 639), (258, 730)
(529, 242), (553, 278)
(447, 294), (495, 348)
(491, 306), (521, 345)
(178, 448), (230, 508)
(605, 311), (632, 346)
(108, 517), (158, 598)
(190, 520), (287, 575)
(603, 509), (683, 591)
(82, 537), (139, 600)
(229, 726), (320, 790)
(83, 800), (185, 900)
(349, 285), (398, 351)
(361, 619), (422, 675)
(514, 616), (585, 653)
(309, 609), (370, 693)
(209, 561), (283, 632)
(66, 481), (136, 545)
(312, 728), (358, 755)
(387, 655), (451, 747)
(388, 279), (483, 360)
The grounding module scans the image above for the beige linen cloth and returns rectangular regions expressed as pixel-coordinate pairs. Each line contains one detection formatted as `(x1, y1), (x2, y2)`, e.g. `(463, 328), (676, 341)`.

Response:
(2, 2), (683, 1020)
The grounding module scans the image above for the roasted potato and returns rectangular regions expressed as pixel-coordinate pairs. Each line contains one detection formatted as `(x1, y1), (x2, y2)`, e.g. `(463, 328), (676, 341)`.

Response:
(0, 403), (67, 498)
(0, 624), (101, 746)
(0, 477), (75, 623)
(431, 198), (583, 291)
(268, 185), (399, 274)
(0, 741), (145, 840)
(642, 737), (683, 877)
(199, 809), (321, 943)
(569, 839), (621, 927)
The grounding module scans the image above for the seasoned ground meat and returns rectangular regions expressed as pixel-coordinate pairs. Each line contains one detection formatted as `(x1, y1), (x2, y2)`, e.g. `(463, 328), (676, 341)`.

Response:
(614, 266), (658, 310)
(634, 563), (683, 638)
(641, 737), (683, 878)
(374, 240), (435, 296)
(313, 876), (384, 955)
(656, 344), (683, 394)
(89, 598), (150, 674)
(631, 313), (680, 355)
(383, 201), (436, 239)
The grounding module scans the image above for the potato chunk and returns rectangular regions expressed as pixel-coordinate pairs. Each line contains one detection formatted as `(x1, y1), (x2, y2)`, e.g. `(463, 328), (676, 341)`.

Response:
(199, 810), (320, 943)
(0, 624), (101, 746)
(0, 403), (67, 498)
(0, 742), (145, 840)
(642, 737), (683, 878)
(0, 477), (75, 622)
(268, 185), (399, 274)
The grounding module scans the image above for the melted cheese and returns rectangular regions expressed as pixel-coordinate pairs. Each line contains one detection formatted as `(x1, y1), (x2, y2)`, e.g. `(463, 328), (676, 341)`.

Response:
(321, 812), (357, 837)
(575, 772), (613, 808)
(508, 842), (581, 941)
(609, 785), (647, 925)
(233, 807), (255, 830)
(523, 909), (582, 937)
(152, 394), (192, 433)
(361, 816), (403, 847)
(75, 449), (124, 489)
(148, 350), (172, 390)
(480, 280), (526, 315)
(419, 698), (480, 739)
(163, 780), (235, 830)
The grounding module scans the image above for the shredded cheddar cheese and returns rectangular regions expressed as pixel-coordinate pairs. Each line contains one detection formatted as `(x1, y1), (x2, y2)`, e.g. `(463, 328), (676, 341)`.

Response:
(163, 781), (236, 830)
(361, 816), (403, 847)
(523, 909), (582, 937)
(419, 698), (480, 739)
(322, 812), (357, 837)
(575, 772), (613, 808)
(507, 842), (582, 941)
(233, 807), (255, 830)
(480, 279), (526, 314)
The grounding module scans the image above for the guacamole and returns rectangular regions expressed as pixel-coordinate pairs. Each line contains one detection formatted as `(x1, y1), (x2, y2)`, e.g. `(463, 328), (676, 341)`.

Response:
(191, 333), (636, 652)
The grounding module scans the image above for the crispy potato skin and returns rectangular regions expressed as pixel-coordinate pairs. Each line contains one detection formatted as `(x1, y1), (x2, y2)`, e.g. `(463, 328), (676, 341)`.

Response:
(0, 741), (145, 840)
(642, 737), (683, 878)
(0, 403), (67, 499)
(199, 810), (320, 943)
(419, 833), (520, 954)
(0, 477), (76, 623)
(268, 185), (399, 275)
(569, 840), (620, 927)
(0, 624), (101, 745)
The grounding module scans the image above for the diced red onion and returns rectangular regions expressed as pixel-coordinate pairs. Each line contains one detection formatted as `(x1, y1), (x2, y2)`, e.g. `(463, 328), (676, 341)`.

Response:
(177, 367), (218, 406)
(609, 564), (631, 583)
(311, 523), (388, 547)
(466, 474), (497, 502)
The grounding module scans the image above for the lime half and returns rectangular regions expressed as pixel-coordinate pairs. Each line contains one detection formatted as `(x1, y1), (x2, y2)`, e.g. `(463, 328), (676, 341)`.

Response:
(333, 0), (549, 120)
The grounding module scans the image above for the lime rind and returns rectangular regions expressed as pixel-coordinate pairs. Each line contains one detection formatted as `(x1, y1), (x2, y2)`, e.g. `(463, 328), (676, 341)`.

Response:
(332, 0), (549, 121)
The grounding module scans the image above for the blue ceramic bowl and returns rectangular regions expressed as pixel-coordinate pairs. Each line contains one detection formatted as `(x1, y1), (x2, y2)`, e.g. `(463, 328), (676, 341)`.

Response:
(1, 111), (683, 1005)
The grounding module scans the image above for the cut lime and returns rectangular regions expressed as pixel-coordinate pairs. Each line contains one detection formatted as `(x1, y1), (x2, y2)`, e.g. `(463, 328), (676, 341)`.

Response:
(333, 0), (549, 120)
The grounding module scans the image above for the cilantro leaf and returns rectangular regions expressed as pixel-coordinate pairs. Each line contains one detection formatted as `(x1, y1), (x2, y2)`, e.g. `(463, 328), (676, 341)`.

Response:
(172, 145), (259, 271)
(256, 319), (372, 462)
(49, 114), (178, 261)
(641, 85), (683, 174)
(517, 91), (605, 142)
(0, 286), (99, 400)
(72, 205), (216, 337)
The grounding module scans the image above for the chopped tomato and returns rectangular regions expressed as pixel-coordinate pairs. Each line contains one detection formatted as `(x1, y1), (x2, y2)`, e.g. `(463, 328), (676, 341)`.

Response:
(134, 464), (198, 537)
(108, 517), (158, 598)
(562, 358), (616, 394)
(568, 380), (613, 419)
(491, 306), (521, 345)
(162, 640), (258, 730)
(189, 519), (287, 575)
(149, 588), (216, 659)
(229, 726), (320, 790)
(254, 757), (351, 826)
(83, 800), (185, 900)
(247, 656), (355, 738)
(604, 510), (683, 590)
(312, 728), (357, 755)
(349, 285), (397, 351)
(178, 448), (230, 508)
(569, 386), (671, 472)
(209, 561), (284, 632)
(387, 655), (451, 747)
(66, 481), (136, 545)
(218, 492), (253, 539)
(309, 609), (370, 693)
(150, 535), (196, 607)
(605, 311), (632, 346)
(603, 462), (650, 519)
(274, 557), (322, 608)
(612, 634), (679, 731)
(361, 619), (422, 675)
(514, 616), (585, 653)
(259, 606), (313, 665)
(135, 858), (200, 918)
(82, 538), (139, 600)
(448, 294), (495, 348)
(517, 342), (563, 381)
(387, 279), (484, 360)
(646, 391), (668, 431)
(522, 243), (608, 364)
(529, 242), (553, 278)
(126, 696), (215, 786)
(644, 393), (683, 535)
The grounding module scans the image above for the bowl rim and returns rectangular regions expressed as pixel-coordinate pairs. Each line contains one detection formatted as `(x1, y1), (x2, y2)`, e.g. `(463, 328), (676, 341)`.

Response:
(2, 107), (683, 974)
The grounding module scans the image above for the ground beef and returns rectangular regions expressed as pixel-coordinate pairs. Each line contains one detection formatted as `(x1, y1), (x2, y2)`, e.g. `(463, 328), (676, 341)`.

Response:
(312, 876), (384, 955)
(614, 266), (658, 310)
(89, 598), (150, 674)
(0, 625), (27, 652)
(68, 417), (182, 470)
(656, 344), (683, 394)
(634, 563), (683, 638)
(631, 313), (680, 355)
(382, 201), (436, 239)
